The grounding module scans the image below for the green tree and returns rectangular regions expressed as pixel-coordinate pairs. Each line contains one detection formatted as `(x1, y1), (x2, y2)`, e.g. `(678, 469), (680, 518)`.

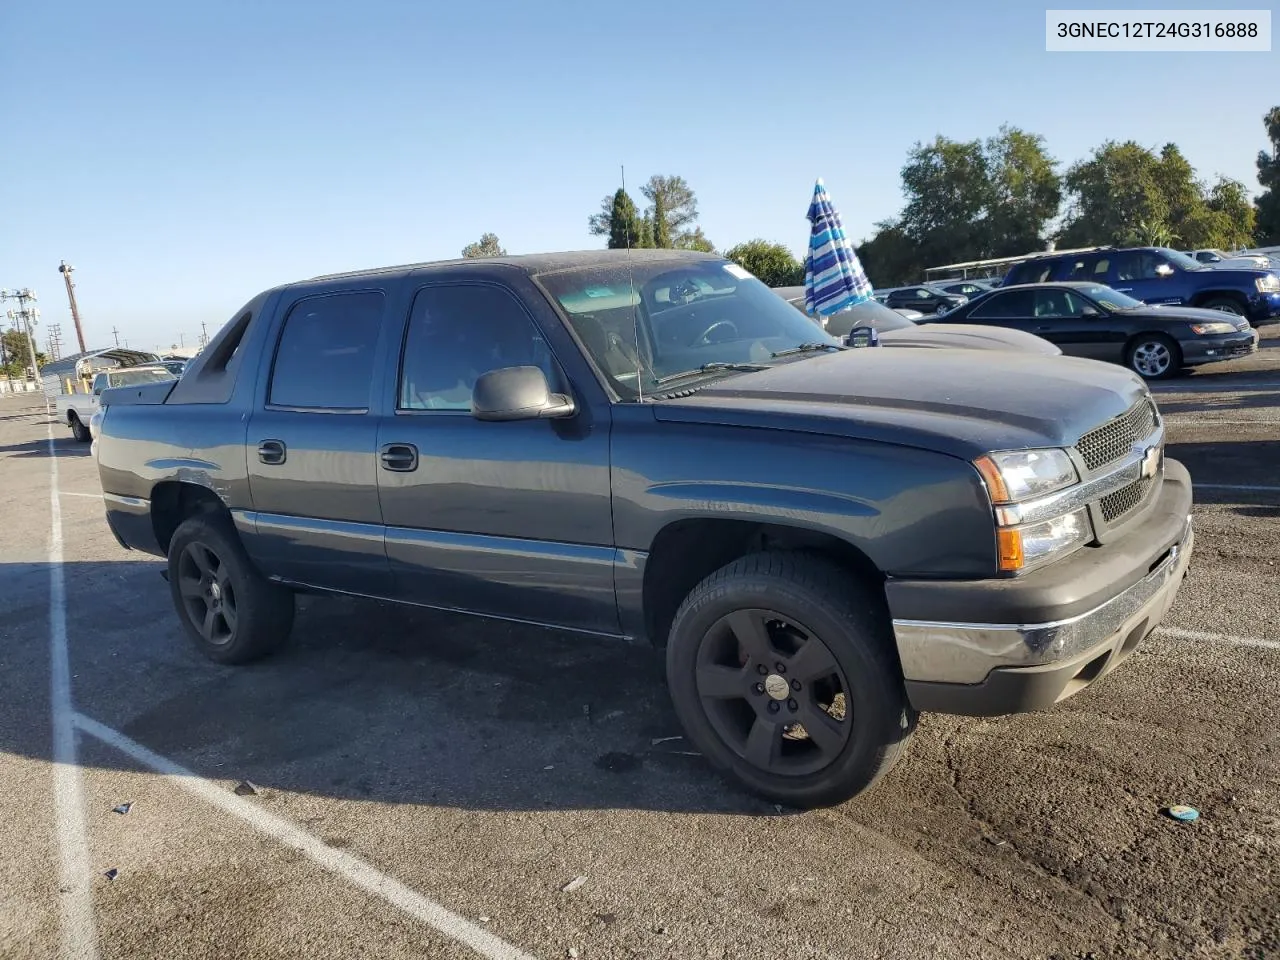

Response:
(899, 135), (992, 266)
(674, 226), (715, 252)
(641, 174), (701, 248)
(724, 239), (804, 287)
(983, 126), (1062, 257)
(461, 232), (506, 258)
(1057, 141), (1169, 247)
(1205, 177), (1257, 249)
(1254, 106), (1280, 244)
(1, 329), (45, 377)
(855, 221), (921, 287)
(650, 188), (671, 248)
(589, 188), (649, 247)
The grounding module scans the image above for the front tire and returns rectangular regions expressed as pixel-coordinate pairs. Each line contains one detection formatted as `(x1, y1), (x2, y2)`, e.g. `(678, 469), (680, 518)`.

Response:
(665, 552), (915, 809)
(1126, 334), (1181, 380)
(167, 513), (295, 664)
(1199, 296), (1246, 317)
(69, 414), (91, 442)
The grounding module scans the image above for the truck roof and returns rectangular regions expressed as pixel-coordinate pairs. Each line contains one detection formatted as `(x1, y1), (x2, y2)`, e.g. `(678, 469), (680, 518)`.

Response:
(307, 248), (721, 283)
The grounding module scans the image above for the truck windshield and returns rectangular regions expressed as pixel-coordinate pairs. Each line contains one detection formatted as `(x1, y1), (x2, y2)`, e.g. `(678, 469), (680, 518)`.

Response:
(536, 258), (842, 398)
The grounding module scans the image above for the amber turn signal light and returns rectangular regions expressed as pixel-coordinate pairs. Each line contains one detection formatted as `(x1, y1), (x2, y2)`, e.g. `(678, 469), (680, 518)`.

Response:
(996, 528), (1024, 572)
(973, 455), (1010, 503)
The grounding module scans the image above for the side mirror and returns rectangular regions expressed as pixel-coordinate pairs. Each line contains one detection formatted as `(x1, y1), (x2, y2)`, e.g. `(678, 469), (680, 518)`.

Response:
(1155, 263), (1175, 277)
(93, 386), (103, 396)
(844, 326), (879, 349)
(472, 366), (575, 422)
(1080, 304), (1100, 317)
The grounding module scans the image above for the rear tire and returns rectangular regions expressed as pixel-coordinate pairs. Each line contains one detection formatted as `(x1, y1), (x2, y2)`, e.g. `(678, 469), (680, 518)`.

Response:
(665, 551), (915, 809)
(1126, 334), (1181, 380)
(167, 513), (295, 664)
(69, 414), (90, 443)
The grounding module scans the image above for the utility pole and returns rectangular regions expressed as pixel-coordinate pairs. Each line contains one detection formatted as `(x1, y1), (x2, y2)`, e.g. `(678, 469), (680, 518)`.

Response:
(111, 326), (120, 347)
(0, 288), (42, 386)
(58, 261), (88, 354)
(199, 321), (209, 349)
(47, 323), (62, 361)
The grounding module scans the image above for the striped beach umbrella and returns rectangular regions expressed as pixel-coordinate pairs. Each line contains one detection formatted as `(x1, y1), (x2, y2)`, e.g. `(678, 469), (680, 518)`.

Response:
(803, 178), (873, 319)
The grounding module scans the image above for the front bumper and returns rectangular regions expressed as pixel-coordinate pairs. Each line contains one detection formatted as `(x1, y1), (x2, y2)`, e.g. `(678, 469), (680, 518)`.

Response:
(1247, 292), (1280, 326)
(889, 459), (1194, 716)
(1181, 328), (1258, 365)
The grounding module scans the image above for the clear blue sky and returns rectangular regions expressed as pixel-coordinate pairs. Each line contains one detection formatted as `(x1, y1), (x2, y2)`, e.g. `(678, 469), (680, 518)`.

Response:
(2, 0), (1276, 353)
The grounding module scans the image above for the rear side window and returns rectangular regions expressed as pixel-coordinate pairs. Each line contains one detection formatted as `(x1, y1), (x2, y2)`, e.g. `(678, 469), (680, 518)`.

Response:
(398, 284), (558, 411)
(268, 291), (385, 410)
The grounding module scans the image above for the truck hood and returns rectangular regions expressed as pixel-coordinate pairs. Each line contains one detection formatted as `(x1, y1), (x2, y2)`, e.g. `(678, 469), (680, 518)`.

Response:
(880, 323), (1062, 355)
(651, 348), (1149, 461)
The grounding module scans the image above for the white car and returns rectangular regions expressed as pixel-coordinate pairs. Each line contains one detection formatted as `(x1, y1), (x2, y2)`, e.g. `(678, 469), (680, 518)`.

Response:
(56, 365), (175, 442)
(1186, 248), (1276, 269)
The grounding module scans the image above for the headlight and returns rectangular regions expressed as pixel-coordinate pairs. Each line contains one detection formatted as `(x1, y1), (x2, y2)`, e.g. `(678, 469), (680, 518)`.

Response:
(1257, 274), (1280, 294)
(974, 448), (1091, 573)
(974, 448), (1079, 502)
(1190, 321), (1237, 335)
(996, 509), (1091, 572)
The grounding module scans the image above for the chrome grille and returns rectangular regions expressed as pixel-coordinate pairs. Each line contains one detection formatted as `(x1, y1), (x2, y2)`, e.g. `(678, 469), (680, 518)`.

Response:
(1100, 476), (1152, 523)
(1075, 399), (1158, 472)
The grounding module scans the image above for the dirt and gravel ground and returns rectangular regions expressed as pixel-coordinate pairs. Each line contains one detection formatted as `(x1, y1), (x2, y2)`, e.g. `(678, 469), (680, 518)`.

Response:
(1, 330), (1278, 960)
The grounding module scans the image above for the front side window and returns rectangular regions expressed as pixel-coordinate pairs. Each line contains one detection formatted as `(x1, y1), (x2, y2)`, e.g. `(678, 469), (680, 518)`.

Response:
(399, 284), (558, 411)
(535, 258), (840, 398)
(1032, 289), (1087, 318)
(268, 291), (385, 410)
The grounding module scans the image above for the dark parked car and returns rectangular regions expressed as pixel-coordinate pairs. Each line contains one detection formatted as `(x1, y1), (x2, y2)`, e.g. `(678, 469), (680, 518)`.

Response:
(931, 279), (997, 299)
(930, 281), (1258, 380)
(1001, 246), (1280, 326)
(771, 286), (1061, 355)
(94, 250), (1193, 808)
(881, 284), (967, 315)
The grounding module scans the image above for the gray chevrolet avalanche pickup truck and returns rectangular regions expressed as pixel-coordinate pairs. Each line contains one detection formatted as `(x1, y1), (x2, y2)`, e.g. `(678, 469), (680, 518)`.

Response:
(94, 249), (1194, 808)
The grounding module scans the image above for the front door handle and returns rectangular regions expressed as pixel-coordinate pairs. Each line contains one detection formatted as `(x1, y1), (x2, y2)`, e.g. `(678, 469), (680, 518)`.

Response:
(258, 439), (286, 465)
(1115, 287), (1133, 293)
(379, 442), (418, 472)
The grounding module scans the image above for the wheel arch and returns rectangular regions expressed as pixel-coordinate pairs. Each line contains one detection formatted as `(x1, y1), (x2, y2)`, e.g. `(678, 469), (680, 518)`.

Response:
(1189, 289), (1249, 312)
(640, 518), (884, 648)
(150, 480), (233, 555)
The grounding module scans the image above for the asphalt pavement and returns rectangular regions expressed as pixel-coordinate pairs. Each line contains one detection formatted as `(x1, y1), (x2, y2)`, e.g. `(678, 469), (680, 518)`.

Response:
(1, 330), (1277, 960)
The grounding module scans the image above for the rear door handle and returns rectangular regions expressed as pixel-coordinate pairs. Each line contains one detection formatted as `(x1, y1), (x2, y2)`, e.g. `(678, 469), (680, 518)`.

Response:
(258, 439), (286, 465)
(379, 442), (418, 472)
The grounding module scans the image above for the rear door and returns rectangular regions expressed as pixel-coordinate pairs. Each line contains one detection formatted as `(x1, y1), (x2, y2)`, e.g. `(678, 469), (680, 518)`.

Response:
(375, 275), (618, 634)
(1107, 251), (1185, 305)
(244, 286), (397, 597)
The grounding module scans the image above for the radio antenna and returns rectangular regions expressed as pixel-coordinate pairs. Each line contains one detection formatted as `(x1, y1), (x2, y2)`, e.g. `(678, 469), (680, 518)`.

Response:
(621, 164), (643, 402)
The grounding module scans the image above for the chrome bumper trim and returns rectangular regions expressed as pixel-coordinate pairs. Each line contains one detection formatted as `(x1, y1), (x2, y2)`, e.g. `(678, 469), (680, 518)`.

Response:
(892, 518), (1193, 684)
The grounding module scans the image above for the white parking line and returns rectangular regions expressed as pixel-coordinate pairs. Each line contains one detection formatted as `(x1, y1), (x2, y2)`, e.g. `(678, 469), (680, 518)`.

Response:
(1166, 417), (1279, 425)
(1158, 626), (1280, 651)
(1151, 379), (1280, 392)
(58, 491), (103, 499)
(1194, 483), (1280, 493)
(46, 427), (101, 960)
(72, 713), (539, 960)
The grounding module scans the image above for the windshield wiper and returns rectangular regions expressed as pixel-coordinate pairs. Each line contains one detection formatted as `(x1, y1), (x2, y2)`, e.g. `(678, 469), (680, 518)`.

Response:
(653, 362), (770, 386)
(770, 341), (849, 358)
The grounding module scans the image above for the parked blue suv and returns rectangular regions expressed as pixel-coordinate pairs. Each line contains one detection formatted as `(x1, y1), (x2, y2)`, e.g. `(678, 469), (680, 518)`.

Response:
(1002, 246), (1280, 326)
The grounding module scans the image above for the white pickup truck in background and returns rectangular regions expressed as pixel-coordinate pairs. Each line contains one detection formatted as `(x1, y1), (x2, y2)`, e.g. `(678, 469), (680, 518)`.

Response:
(56, 365), (175, 441)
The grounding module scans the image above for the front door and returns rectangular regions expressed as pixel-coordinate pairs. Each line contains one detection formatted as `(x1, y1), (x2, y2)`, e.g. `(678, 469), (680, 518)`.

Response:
(376, 279), (618, 635)
(244, 287), (395, 597)
(1027, 288), (1121, 361)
